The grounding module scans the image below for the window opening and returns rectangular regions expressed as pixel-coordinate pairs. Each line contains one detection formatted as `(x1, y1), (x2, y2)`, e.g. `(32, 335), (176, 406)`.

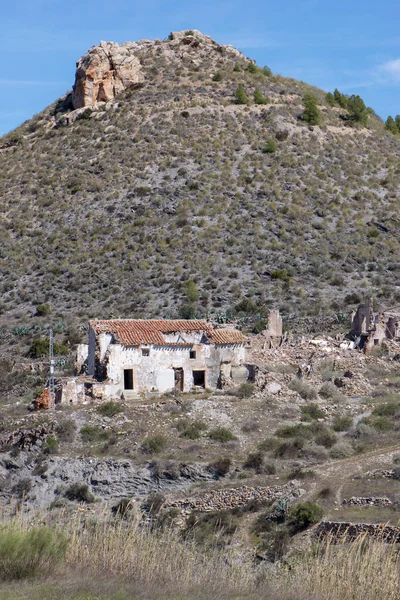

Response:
(193, 370), (205, 388)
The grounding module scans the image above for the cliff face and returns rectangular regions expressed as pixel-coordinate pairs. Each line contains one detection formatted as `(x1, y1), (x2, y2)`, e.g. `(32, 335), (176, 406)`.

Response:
(72, 41), (145, 108)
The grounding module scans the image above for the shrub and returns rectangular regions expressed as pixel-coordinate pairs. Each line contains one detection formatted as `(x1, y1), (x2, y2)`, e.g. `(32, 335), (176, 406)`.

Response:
(392, 466), (400, 480)
(212, 71), (223, 82)
(35, 304), (50, 317)
(288, 378), (318, 401)
(142, 492), (165, 516)
(235, 382), (254, 399)
(42, 435), (58, 455)
(301, 404), (325, 420)
(262, 139), (277, 154)
(80, 425), (110, 443)
(243, 451), (264, 472)
(362, 416), (394, 432)
(319, 381), (341, 400)
(0, 526), (68, 580)
(246, 62), (258, 74)
(55, 418), (77, 442)
(258, 437), (280, 452)
(208, 427), (237, 443)
(64, 482), (95, 503)
(11, 479), (32, 499)
(111, 497), (135, 518)
(254, 88), (269, 105)
(207, 457), (231, 478)
(288, 502), (323, 532)
(332, 416), (352, 432)
(96, 401), (124, 417)
(141, 434), (167, 454)
(178, 420), (207, 440)
(185, 509), (238, 546)
(372, 402), (399, 417)
(274, 438), (304, 459)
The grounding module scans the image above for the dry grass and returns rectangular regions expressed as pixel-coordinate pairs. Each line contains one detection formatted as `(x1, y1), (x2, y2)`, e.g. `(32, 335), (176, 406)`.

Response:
(1, 509), (399, 599)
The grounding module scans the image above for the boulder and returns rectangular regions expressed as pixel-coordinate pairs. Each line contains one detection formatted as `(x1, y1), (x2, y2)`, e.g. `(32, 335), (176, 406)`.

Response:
(72, 41), (144, 109)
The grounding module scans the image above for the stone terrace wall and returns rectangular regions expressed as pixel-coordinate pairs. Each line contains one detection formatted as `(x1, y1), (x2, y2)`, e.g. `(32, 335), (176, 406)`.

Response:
(315, 521), (400, 543)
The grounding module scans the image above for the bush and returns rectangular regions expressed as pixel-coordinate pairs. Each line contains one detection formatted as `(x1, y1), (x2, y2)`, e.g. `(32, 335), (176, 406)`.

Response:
(262, 139), (277, 154)
(207, 457), (231, 478)
(64, 482), (95, 503)
(35, 304), (51, 317)
(56, 419), (77, 442)
(80, 425), (110, 443)
(178, 420), (207, 440)
(372, 402), (399, 417)
(332, 416), (352, 432)
(289, 378), (318, 401)
(235, 382), (254, 399)
(141, 434), (167, 454)
(212, 70), (223, 82)
(11, 479), (32, 499)
(96, 401), (124, 417)
(243, 451), (264, 472)
(319, 381), (341, 400)
(301, 404), (325, 420)
(0, 526), (68, 580)
(111, 497), (135, 518)
(254, 88), (269, 105)
(42, 435), (58, 455)
(288, 502), (323, 532)
(208, 427), (237, 443)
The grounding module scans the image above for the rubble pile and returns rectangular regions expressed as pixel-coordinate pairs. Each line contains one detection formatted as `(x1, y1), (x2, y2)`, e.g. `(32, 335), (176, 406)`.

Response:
(363, 469), (396, 479)
(342, 496), (393, 507)
(167, 481), (301, 514)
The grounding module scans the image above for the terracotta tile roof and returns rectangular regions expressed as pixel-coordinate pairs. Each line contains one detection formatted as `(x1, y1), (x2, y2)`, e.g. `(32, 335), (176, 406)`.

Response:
(89, 319), (245, 346)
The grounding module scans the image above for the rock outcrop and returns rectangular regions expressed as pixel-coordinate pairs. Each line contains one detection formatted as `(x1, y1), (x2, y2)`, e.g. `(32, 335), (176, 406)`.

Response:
(72, 41), (145, 109)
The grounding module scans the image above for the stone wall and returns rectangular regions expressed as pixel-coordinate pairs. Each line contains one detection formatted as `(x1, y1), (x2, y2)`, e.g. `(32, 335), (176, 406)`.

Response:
(315, 521), (400, 543)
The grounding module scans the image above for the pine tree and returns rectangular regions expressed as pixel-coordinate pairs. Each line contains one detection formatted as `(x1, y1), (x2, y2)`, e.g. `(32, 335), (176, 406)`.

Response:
(302, 93), (321, 125)
(395, 115), (400, 131)
(254, 88), (269, 105)
(347, 95), (368, 125)
(234, 84), (249, 105)
(325, 92), (335, 107)
(385, 116), (398, 134)
(333, 88), (348, 109)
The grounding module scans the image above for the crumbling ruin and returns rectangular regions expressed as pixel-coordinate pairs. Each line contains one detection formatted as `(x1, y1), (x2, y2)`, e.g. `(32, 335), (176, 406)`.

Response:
(351, 298), (400, 352)
(59, 319), (249, 403)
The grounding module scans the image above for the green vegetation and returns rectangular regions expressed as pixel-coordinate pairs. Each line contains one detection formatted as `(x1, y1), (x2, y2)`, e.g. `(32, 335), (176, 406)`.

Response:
(0, 526), (67, 580)
(262, 139), (277, 153)
(96, 401), (124, 417)
(141, 434), (168, 454)
(253, 88), (269, 105)
(80, 425), (110, 443)
(288, 501), (323, 532)
(64, 483), (95, 503)
(208, 427), (237, 443)
(234, 84), (249, 105)
(302, 92), (321, 125)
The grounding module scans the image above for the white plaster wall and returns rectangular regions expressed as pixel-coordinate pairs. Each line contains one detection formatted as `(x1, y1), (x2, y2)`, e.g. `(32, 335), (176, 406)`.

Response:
(90, 331), (246, 396)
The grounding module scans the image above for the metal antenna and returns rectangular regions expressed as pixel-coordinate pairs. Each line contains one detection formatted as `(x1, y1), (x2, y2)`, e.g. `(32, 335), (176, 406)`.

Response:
(49, 328), (55, 407)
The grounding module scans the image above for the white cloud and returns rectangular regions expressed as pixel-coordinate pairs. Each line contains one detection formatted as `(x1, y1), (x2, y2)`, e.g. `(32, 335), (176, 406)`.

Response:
(380, 58), (400, 81)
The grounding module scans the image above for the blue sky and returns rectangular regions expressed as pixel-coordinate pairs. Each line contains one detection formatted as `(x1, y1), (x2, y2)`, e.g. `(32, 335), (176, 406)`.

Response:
(2, 0), (400, 135)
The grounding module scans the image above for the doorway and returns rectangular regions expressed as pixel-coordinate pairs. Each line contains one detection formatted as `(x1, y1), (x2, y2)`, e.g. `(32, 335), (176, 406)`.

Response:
(124, 369), (134, 390)
(174, 368), (184, 392)
(193, 370), (206, 388)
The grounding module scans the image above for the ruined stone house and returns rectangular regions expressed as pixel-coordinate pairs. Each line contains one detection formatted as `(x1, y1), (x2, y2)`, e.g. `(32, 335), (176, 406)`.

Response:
(351, 298), (400, 351)
(61, 319), (248, 403)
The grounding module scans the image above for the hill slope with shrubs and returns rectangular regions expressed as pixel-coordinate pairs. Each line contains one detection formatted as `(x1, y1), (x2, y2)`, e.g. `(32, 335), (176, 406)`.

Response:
(1, 29), (400, 365)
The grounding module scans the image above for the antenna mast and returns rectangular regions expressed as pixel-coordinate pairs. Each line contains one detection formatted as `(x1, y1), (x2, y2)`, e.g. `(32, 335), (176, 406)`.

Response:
(49, 328), (55, 407)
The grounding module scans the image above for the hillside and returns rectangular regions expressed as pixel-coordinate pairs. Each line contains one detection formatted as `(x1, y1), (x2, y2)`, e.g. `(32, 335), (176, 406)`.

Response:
(1, 29), (400, 393)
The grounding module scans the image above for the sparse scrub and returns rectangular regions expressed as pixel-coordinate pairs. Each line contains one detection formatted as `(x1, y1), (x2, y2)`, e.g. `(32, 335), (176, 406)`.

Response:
(141, 435), (168, 454)
(64, 482), (95, 503)
(208, 427), (237, 443)
(288, 378), (318, 400)
(96, 401), (124, 417)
